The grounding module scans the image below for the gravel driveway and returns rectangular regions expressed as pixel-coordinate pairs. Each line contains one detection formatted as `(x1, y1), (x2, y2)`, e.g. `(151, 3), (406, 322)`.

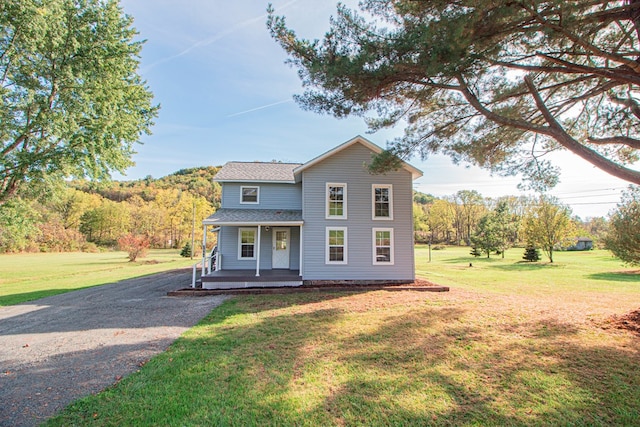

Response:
(0, 269), (228, 427)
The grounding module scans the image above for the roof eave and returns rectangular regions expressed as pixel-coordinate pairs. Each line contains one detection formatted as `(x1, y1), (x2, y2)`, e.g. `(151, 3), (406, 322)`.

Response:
(213, 179), (298, 184)
(203, 220), (304, 226)
(293, 135), (423, 180)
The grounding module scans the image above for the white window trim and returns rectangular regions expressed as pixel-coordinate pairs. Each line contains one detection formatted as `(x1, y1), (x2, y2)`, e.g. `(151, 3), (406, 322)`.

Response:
(326, 182), (347, 219)
(372, 228), (394, 265)
(326, 227), (348, 265)
(372, 184), (393, 220)
(237, 227), (257, 260)
(240, 186), (260, 204)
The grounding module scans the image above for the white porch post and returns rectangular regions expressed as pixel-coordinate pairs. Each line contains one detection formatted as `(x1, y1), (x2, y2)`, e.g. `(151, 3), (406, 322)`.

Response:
(255, 225), (261, 277)
(201, 224), (207, 276)
(299, 225), (303, 277)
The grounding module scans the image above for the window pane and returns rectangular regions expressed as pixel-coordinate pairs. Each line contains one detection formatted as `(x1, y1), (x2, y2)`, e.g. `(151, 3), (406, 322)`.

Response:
(241, 244), (254, 258)
(241, 230), (255, 244)
(375, 187), (389, 202)
(242, 187), (258, 202)
(329, 247), (344, 262)
(329, 202), (343, 216)
(376, 247), (391, 262)
(276, 231), (287, 250)
(328, 185), (345, 217)
(329, 230), (344, 245)
(376, 231), (390, 246)
(329, 186), (343, 201)
(375, 202), (389, 217)
(374, 187), (390, 217)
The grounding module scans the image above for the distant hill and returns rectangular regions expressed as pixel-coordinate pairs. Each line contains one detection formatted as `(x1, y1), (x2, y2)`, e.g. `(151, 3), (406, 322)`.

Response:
(71, 166), (222, 206)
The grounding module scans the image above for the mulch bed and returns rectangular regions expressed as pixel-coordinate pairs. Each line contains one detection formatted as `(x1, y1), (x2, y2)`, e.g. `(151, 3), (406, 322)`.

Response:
(168, 278), (449, 296)
(604, 309), (640, 336)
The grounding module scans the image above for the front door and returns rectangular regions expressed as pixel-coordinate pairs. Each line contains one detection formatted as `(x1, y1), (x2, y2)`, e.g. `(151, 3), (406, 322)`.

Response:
(272, 227), (290, 269)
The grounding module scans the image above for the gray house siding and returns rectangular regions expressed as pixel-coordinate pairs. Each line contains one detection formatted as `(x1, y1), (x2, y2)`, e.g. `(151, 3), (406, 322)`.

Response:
(221, 182), (302, 210)
(301, 143), (415, 281)
(217, 225), (300, 271)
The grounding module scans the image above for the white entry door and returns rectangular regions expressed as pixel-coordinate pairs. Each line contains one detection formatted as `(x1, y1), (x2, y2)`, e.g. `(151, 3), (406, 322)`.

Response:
(272, 227), (290, 269)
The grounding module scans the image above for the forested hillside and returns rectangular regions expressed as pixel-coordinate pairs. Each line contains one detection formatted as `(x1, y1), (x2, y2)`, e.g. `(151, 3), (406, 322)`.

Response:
(0, 168), (608, 257)
(0, 167), (221, 253)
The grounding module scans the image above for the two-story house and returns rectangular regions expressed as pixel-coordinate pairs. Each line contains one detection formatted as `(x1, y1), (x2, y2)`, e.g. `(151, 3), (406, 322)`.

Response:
(199, 136), (422, 289)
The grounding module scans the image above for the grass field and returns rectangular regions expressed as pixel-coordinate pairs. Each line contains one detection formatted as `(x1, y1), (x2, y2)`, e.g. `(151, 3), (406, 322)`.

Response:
(0, 249), (195, 306)
(43, 246), (640, 426)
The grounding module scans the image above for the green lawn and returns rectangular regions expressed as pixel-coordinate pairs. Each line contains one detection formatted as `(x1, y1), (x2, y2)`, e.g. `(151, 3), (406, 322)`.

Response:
(33, 247), (640, 425)
(0, 249), (195, 306)
(416, 245), (640, 294)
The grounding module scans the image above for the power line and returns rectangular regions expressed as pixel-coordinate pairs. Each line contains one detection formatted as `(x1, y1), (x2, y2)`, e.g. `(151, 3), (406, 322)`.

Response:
(556, 193), (621, 200)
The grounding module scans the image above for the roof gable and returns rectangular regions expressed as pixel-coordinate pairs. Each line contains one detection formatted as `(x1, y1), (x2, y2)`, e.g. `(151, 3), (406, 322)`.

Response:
(214, 162), (302, 183)
(293, 135), (422, 180)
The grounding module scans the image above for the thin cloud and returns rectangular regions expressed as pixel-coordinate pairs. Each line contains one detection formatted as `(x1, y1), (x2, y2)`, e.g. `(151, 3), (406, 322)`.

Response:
(227, 98), (293, 118)
(143, 0), (301, 72)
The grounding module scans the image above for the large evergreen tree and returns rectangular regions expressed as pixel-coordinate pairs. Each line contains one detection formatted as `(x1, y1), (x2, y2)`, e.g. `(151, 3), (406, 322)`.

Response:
(0, 0), (159, 204)
(269, 0), (640, 190)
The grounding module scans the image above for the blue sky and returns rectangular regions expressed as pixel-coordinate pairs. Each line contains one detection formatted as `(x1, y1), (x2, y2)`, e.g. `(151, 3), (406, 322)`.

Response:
(117, 0), (630, 219)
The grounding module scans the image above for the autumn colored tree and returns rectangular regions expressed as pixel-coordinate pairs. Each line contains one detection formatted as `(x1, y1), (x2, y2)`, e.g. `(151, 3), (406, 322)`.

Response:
(522, 196), (577, 263)
(454, 190), (486, 245)
(426, 198), (455, 243)
(604, 186), (640, 265)
(118, 233), (149, 262)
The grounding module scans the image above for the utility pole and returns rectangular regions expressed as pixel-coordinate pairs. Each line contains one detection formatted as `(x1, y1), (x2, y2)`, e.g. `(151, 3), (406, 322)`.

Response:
(191, 201), (195, 259)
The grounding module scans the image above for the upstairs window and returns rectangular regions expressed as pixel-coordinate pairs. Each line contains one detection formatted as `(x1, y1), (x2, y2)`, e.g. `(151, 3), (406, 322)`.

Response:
(240, 186), (259, 204)
(326, 183), (347, 219)
(372, 184), (393, 220)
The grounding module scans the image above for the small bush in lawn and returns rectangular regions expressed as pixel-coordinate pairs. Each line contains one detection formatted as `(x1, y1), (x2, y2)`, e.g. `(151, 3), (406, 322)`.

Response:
(470, 246), (482, 257)
(118, 234), (150, 262)
(180, 242), (192, 258)
(523, 244), (541, 262)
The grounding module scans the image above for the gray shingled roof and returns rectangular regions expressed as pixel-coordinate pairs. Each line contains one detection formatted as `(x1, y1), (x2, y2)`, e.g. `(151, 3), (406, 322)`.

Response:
(203, 208), (303, 225)
(214, 162), (302, 182)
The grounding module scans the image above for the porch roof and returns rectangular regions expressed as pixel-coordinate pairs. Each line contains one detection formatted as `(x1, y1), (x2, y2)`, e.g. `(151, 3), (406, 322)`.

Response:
(203, 208), (304, 226)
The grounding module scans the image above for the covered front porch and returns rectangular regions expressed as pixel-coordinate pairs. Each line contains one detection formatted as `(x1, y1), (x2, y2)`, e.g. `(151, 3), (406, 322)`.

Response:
(200, 269), (302, 289)
(195, 208), (304, 289)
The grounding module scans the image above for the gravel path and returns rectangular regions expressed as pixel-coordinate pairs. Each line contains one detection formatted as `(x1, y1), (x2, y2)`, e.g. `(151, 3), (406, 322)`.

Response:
(0, 269), (228, 427)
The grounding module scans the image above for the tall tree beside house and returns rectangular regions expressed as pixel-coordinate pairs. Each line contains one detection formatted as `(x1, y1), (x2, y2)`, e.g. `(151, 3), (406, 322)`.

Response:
(604, 186), (640, 265)
(0, 0), (159, 205)
(522, 196), (577, 263)
(268, 1), (640, 190)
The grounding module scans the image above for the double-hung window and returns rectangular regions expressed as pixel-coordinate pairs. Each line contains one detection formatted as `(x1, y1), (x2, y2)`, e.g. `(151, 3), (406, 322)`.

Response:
(326, 183), (347, 219)
(326, 227), (347, 264)
(240, 186), (259, 204)
(238, 228), (257, 259)
(372, 184), (393, 220)
(373, 228), (394, 265)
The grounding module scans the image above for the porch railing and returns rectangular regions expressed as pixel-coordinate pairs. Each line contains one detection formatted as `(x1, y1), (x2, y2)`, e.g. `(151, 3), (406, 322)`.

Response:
(191, 246), (218, 288)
